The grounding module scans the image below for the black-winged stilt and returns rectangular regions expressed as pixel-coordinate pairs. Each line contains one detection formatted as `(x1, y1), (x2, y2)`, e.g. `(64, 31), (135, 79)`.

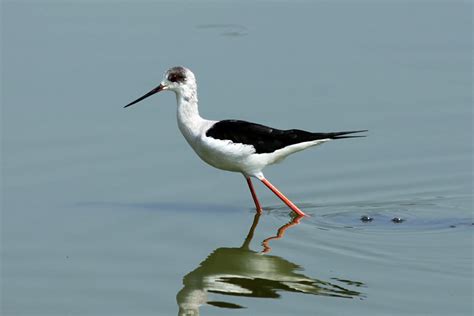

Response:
(176, 212), (362, 315)
(124, 66), (366, 217)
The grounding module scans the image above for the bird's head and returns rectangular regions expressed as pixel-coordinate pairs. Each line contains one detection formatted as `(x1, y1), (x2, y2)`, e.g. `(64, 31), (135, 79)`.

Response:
(124, 66), (196, 108)
(162, 66), (196, 92)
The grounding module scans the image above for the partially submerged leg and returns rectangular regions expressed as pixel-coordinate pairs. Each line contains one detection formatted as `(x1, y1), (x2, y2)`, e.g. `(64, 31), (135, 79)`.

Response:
(260, 178), (307, 217)
(241, 212), (261, 250)
(245, 176), (262, 213)
(262, 215), (303, 253)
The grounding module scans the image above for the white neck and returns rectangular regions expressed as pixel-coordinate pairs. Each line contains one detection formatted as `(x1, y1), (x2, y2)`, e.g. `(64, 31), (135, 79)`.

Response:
(175, 85), (206, 143)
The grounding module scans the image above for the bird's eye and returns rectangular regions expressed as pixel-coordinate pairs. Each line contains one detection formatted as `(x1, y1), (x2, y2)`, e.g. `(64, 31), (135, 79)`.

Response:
(168, 74), (177, 82)
(168, 73), (185, 83)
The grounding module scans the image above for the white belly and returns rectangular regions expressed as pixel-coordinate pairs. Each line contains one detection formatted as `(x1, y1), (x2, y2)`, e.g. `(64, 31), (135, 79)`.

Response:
(189, 134), (329, 177)
(195, 136), (258, 173)
(176, 111), (329, 177)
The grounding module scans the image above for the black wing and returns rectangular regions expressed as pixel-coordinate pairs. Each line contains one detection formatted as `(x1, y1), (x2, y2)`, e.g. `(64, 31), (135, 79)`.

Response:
(206, 120), (367, 154)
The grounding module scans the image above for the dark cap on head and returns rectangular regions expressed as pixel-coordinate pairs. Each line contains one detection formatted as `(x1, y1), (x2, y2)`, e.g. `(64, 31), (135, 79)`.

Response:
(167, 67), (187, 83)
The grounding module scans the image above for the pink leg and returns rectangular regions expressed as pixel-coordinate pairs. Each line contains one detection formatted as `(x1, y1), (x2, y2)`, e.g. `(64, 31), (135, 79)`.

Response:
(262, 215), (303, 253)
(260, 178), (307, 217)
(246, 177), (262, 213)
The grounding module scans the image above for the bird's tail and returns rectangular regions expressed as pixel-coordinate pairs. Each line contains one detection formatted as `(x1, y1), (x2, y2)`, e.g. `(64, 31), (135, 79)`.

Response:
(310, 130), (367, 140)
(326, 130), (368, 139)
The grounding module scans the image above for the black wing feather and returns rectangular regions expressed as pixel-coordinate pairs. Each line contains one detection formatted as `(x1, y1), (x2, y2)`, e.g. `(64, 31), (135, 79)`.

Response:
(206, 120), (366, 154)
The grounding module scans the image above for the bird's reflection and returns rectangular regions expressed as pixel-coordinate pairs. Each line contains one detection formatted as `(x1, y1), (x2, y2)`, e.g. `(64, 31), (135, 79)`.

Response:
(177, 212), (364, 315)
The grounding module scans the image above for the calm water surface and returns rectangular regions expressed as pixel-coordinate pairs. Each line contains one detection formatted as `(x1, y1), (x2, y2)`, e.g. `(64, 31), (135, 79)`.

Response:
(2, 1), (472, 315)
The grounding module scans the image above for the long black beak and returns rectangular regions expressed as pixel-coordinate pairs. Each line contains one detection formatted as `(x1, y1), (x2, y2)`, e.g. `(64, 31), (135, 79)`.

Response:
(124, 84), (165, 108)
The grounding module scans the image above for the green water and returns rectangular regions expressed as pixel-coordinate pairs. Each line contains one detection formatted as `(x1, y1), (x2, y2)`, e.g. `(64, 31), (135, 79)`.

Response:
(2, 1), (472, 315)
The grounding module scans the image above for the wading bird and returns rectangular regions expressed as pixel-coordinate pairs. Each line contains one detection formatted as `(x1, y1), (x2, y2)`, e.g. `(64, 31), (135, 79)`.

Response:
(125, 67), (366, 216)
